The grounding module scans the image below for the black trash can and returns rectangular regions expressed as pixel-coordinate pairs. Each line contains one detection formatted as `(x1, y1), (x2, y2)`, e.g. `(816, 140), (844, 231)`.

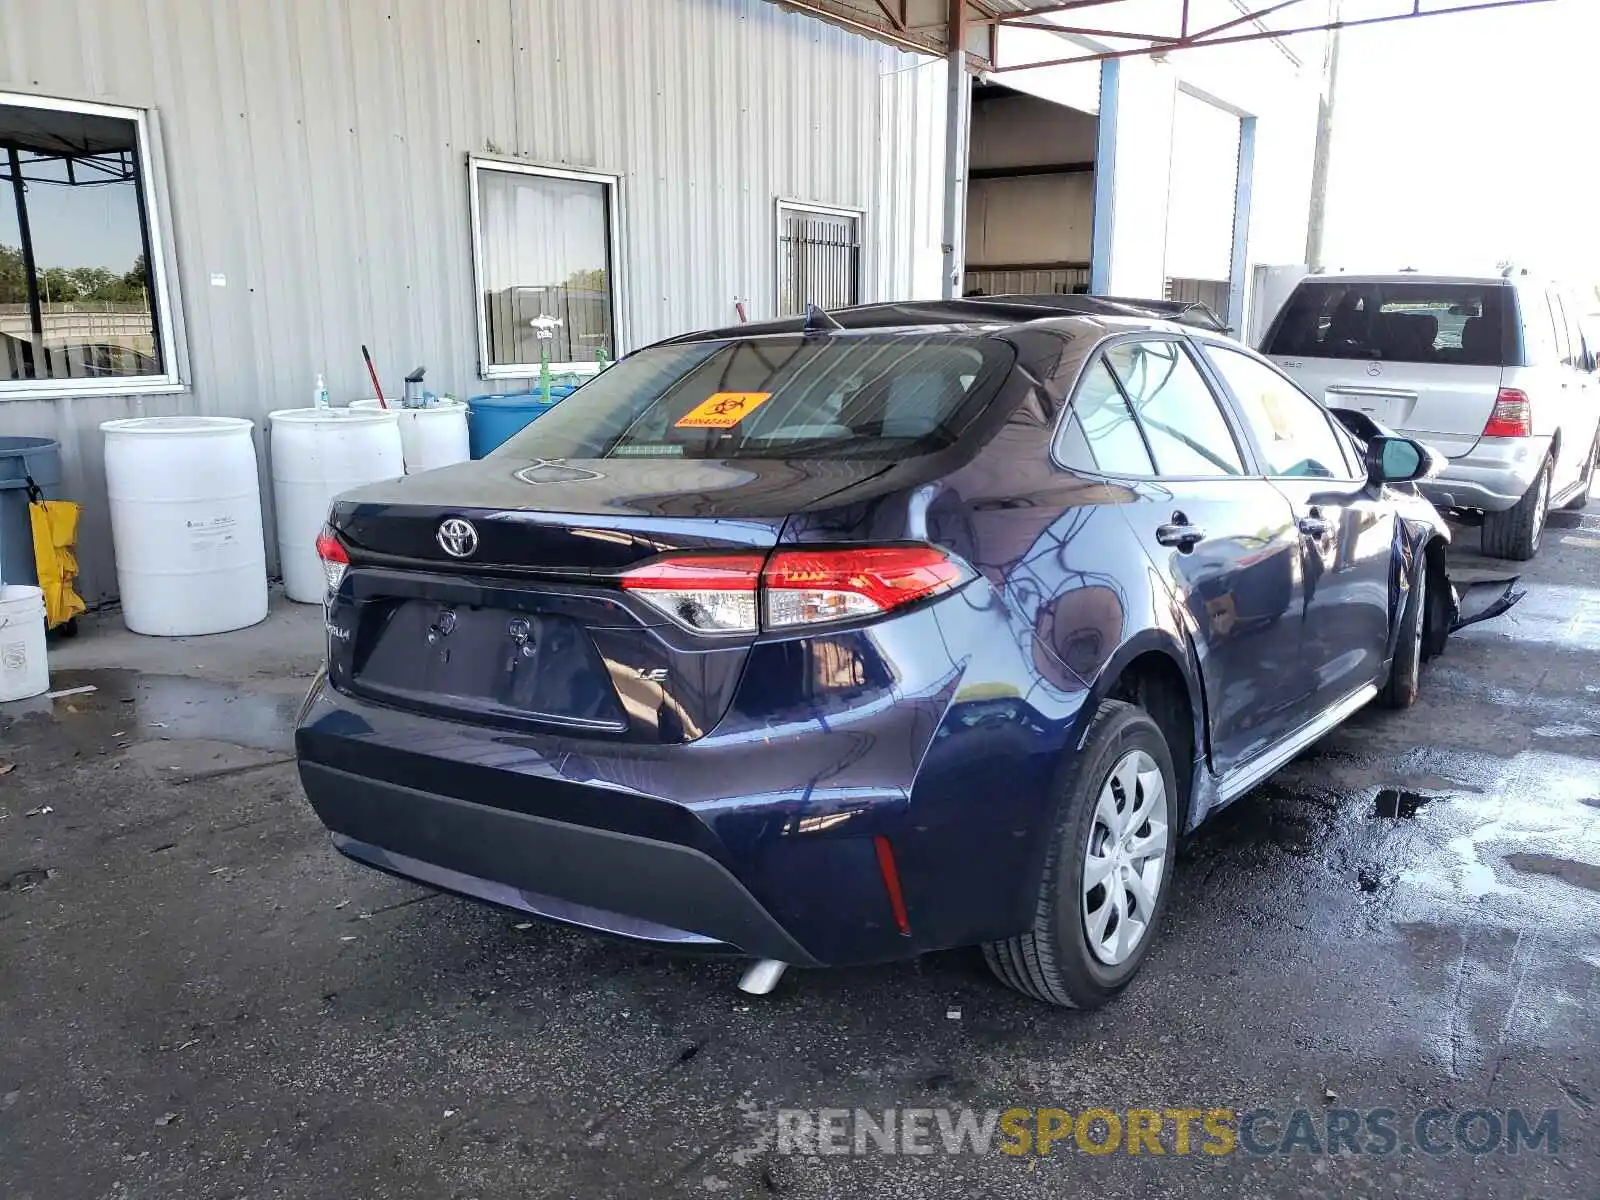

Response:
(0, 437), (62, 588)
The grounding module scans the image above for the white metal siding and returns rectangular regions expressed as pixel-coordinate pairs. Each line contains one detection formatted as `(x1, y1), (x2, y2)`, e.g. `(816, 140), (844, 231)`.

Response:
(0, 0), (946, 602)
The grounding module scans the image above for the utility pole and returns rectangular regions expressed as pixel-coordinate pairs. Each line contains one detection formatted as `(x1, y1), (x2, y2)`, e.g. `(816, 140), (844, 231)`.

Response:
(1304, 0), (1342, 271)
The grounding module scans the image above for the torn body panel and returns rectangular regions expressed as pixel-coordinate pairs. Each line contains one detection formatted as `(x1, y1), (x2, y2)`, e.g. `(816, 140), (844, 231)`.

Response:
(1336, 406), (1525, 656)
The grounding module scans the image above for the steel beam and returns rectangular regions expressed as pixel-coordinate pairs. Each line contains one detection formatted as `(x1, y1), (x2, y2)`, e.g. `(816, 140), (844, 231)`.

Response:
(941, 0), (971, 299)
(989, 0), (1554, 69)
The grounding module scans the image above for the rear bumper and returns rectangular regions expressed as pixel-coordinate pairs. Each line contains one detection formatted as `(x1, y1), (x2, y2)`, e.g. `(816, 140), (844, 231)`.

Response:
(294, 593), (1086, 967)
(301, 761), (818, 963)
(1415, 434), (1551, 512)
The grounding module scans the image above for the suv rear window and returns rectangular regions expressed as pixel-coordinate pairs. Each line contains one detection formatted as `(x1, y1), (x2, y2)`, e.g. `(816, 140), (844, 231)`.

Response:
(1266, 281), (1508, 367)
(495, 333), (1013, 460)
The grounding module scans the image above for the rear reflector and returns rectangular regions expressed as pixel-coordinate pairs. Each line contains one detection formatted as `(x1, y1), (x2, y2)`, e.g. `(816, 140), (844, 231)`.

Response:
(315, 525), (350, 600)
(618, 545), (970, 634)
(873, 835), (912, 936)
(1482, 388), (1532, 438)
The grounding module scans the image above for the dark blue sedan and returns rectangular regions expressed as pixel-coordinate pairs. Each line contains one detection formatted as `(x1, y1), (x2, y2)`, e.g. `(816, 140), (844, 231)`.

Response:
(296, 297), (1450, 1008)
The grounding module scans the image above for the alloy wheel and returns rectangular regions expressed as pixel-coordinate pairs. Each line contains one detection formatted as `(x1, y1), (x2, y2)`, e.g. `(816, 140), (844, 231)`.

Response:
(1082, 749), (1170, 966)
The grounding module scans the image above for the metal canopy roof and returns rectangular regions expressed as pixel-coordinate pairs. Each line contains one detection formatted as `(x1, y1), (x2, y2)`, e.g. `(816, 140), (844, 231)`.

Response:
(771, 0), (1556, 69)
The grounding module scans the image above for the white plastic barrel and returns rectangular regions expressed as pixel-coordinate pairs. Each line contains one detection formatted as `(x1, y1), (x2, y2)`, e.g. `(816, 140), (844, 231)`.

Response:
(349, 399), (470, 474)
(0, 585), (49, 701)
(100, 417), (269, 636)
(269, 408), (403, 604)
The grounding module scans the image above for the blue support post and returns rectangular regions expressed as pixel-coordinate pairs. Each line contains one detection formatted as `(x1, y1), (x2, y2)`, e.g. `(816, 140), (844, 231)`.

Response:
(1226, 115), (1257, 335)
(1090, 59), (1119, 296)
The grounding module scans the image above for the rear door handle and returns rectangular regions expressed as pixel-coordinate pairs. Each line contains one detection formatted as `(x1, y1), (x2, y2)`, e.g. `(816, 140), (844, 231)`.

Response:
(1155, 520), (1206, 551)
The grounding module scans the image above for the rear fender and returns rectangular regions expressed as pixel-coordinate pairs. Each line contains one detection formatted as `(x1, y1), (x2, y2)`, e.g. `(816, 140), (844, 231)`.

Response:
(1076, 629), (1206, 764)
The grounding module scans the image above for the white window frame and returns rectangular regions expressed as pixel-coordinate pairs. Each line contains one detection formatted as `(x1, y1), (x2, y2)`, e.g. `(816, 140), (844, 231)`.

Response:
(0, 90), (184, 401)
(773, 199), (865, 318)
(468, 155), (625, 380)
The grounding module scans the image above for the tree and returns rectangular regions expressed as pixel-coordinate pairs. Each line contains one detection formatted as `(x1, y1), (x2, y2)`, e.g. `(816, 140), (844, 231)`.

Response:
(0, 245), (148, 307)
(122, 254), (148, 294)
(0, 245), (25, 305)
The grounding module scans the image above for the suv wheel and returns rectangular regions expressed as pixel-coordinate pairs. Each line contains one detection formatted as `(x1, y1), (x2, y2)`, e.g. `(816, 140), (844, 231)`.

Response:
(983, 701), (1176, 1009)
(1563, 436), (1598, 512)
(1481, 460), (1550, 561)
(1380, 563), (1425, 709)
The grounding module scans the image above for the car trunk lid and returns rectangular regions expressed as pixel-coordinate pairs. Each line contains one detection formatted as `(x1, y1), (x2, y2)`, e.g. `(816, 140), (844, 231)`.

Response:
(1275, 359), (1504, 458)
(321, 455), (894, 743)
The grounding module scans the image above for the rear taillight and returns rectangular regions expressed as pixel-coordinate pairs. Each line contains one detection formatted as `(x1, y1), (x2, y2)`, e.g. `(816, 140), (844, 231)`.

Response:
(619, 546), (970, 634)
(1483, 388), (1532, 438)
(619, 554), (763, 633)
(315, 525), (350, 600)
(762, 547), (969, 628)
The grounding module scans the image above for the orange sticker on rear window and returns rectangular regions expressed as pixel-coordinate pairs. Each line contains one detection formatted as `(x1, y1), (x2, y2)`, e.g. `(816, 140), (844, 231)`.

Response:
(674, 392), (772, 429)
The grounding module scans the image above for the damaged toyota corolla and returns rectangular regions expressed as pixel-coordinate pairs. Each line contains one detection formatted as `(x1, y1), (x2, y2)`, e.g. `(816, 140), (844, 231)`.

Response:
(294, 296), (1519, 1009)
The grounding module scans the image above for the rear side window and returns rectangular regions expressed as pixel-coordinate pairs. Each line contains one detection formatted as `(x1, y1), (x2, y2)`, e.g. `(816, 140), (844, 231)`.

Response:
(1058, 359), (1155, 475)
(1551, 290), (1586, 369)
(1267, 281), (1508, 367)
(496, 333), (1013, 460)
(1103, 341), (1245, 477)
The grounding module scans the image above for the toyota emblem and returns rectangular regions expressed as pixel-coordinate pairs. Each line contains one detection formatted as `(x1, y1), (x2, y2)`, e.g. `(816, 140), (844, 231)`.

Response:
(437, 518), (479, 559)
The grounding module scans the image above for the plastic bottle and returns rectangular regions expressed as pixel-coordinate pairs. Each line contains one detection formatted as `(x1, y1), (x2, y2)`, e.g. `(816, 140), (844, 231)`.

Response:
(314, 373), (330, 410)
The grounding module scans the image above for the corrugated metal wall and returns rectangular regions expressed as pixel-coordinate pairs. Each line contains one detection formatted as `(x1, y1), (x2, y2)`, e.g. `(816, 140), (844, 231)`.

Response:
(0, 0), (948, 602)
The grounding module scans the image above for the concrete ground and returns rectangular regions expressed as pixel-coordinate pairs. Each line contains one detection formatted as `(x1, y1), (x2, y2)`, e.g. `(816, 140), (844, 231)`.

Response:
(3, 509), (1597, 1199)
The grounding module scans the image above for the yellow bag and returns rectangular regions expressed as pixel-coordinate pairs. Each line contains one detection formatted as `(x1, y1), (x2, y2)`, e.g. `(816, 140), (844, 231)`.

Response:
(27, 484), (87, 630)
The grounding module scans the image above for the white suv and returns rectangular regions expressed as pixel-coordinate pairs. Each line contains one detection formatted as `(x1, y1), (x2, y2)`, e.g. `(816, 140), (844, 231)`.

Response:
(1263, 271), (1600, 559)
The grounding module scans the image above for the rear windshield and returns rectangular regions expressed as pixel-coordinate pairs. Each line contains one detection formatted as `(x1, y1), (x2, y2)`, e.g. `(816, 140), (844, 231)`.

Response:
(493, 333), (1014, 461)
(1266, 281), (1508, 367)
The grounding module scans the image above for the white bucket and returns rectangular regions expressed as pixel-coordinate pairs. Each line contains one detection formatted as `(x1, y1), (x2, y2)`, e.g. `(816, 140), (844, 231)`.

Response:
(349, 399), (470, 474)
(269, 407), (404, 604)
(0, 585), (49, 702)
(100, 416), (270, 637)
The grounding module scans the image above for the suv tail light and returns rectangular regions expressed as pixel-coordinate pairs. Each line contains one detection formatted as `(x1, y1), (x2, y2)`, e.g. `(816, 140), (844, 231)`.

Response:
(1482, 388), (1531, 438)
(315, 525), (350, 600)
(620, 546), (971, 634)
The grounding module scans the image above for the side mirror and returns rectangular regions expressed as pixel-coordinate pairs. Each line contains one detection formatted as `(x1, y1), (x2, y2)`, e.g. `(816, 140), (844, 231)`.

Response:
(1367, 435), (1437, 485)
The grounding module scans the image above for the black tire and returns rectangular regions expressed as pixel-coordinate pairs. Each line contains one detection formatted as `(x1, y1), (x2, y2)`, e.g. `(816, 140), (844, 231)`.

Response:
(982, 700), (1178, 1009)
(1380, 563), (1425, 709)
(1563, 436), (1598, 511)
(1480, 461), (1550, 561)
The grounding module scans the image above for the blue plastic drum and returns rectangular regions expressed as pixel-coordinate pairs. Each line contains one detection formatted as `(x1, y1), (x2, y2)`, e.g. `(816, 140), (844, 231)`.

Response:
(467, 387), (577, 458)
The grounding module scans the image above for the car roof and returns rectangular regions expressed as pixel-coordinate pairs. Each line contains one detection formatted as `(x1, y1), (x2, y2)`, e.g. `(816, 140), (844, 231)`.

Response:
(659, 295), (1232, 347)
(1297, 272), (1513, 287)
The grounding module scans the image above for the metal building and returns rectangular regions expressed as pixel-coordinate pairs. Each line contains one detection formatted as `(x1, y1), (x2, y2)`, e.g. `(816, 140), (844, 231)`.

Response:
(0, 0), (949, 602)
(0, 0), (1545, 604)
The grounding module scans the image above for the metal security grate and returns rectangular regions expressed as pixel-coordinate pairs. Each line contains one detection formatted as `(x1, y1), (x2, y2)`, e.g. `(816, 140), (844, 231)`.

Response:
(777, 204), (860, 317)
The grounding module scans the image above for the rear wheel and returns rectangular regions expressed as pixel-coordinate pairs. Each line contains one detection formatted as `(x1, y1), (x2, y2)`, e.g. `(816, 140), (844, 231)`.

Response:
(1380, 563), (1425, 709)
(1563, 436), (1598, 511)
(1480, 460), (1549, 561)
(983, 701), (1176, 1009)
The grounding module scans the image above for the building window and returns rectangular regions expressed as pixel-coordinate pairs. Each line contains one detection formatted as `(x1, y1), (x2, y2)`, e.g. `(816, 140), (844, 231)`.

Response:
(0, 92), (178, 395)
(776, 202), (861, 317)
(470, 158), (620, 377)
